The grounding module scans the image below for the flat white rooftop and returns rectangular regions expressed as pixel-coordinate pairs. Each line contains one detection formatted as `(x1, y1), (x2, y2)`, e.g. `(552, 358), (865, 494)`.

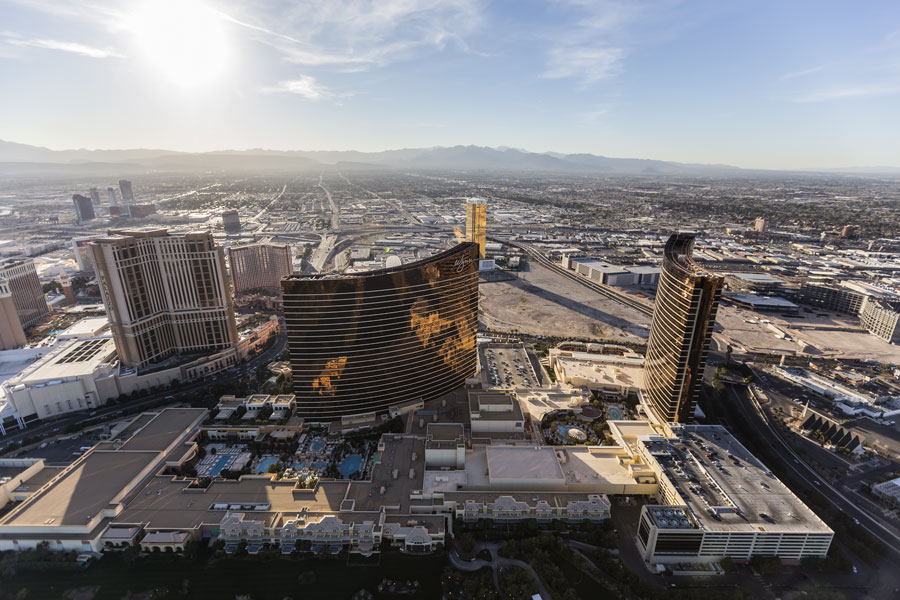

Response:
(58, 317), (109, 340)
(486, 446), (565, 482)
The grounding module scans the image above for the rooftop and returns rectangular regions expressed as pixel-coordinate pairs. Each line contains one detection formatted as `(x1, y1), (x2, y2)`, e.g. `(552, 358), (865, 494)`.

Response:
(486, 446), (565, 483)
(653, 425), (832, 534)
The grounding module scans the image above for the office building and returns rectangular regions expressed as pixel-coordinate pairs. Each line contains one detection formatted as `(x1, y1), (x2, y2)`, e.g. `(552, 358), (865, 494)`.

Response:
(465, 198), (487, 259)
(0, 277), (27, 350)
(282, 243), (479, 421)
(89, 187), (101, 205)
(754, 217), (768, 233)
(90, 228), (238, 370)
(107, 187), (118, 205)
(0, 258), (50, 328)
(72, 194), (95, 222)
(643, 234), (723, 423)
(228, 243), (292, 295)
(222, 210), (241, 234)
(118, 179), (135, 204)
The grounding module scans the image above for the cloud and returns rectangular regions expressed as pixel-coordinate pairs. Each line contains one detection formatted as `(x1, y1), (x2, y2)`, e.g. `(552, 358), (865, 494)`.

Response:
(223, 0), (484, 71)
(545, 47), (625, 83)
(540, 0), (662, 85)
(5, 36), (123, 58)
(791, 84), (900, 103)
(779, 65), (826, 81)
(261, 75), (331, 100)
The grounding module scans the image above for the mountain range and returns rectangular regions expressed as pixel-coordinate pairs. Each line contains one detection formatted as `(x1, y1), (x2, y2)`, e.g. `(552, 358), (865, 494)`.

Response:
(0, 139), (896, 177)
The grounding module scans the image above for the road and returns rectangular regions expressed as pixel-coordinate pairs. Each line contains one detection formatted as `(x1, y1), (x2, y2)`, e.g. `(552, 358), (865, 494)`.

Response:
(249, 182), (289, 230)
(307, 233), (337, 272)
(728, 384), (900, 558)
(1, 332), (287, 449)
(318, 174), (341, 230)
(337, 171), (419, 226)
(498, 238), (655, 318)
(449, 541), (553, 600)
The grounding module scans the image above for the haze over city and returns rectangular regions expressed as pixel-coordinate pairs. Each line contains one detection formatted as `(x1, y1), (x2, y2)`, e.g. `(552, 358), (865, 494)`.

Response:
(1, 2), (900, 600)
(3, 0), (900, 169)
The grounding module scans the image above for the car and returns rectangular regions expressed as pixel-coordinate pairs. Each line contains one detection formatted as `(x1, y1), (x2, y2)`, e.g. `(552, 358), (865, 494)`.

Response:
(852, 565), (858, 574)
(814, 480), (821, 486)
(853, 518), (860, 525)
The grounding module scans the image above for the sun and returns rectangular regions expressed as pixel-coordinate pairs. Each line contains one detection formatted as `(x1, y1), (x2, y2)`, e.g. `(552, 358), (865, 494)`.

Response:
(131, 0), (228, 86)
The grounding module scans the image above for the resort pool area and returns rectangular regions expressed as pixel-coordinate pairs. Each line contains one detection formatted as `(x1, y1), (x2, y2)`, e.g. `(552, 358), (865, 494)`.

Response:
(309, 439), (325, 453)
(608, 408), (623, 420)
(311, 461), (328, 470)
(256, 457), (279, 474)
(556, 424), (587, 442)
(339, 454), (362, 478)
(206, 455), (233, 477)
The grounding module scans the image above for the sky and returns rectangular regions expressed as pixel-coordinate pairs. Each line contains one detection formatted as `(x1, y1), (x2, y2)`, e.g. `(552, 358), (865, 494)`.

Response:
(1, 0), (900, 169)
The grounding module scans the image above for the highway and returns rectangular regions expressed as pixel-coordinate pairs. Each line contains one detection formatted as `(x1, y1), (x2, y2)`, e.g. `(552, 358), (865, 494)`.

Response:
(497, 238), (655, 318)
(728, 383), (900, 559)
(1, 331), (287, 450)
(317, 174), (341, 230)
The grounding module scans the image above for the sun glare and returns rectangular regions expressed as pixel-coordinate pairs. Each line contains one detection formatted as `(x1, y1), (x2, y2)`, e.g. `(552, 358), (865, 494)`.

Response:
(132, 0), (228, 86)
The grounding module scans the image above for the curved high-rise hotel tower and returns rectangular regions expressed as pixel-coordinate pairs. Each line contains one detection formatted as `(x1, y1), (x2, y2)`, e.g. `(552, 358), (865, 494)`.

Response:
(644, 234), (723, 424)
(282, 243), (479, 421)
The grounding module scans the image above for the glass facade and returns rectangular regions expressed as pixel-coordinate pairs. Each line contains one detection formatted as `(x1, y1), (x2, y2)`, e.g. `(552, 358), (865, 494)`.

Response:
(282, 243), (480, 421)
(644, 234), (723, 423)
(465, 199), (487, 259)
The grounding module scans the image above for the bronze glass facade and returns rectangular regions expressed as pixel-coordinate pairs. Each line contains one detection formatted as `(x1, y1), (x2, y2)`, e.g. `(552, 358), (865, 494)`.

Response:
(282, 243), (479, 421)
(644, 234), (723, 423)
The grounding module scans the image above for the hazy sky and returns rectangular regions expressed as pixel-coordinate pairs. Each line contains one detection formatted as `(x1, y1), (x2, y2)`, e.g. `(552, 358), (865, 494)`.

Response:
(2, 0), (899, 169)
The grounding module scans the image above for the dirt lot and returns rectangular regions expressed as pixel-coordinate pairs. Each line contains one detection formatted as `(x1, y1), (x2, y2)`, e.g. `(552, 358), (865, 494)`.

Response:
(717, 304), (900, 363)
(479, 262), (651, 342)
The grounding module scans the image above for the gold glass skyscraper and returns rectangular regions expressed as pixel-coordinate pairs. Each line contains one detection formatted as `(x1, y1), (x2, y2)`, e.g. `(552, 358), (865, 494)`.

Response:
(282, 243), (479, 421)
(644, 233), (723, 423)
(465, 198), (487, 259)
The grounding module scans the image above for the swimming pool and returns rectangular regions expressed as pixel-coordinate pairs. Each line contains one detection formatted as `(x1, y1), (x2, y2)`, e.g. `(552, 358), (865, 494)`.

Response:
(608, 408), (623, 420)
(339, 454), (362, 478)
(310, 439), (325, 453)
(207, 455), (233, 476)
(256, 457), (279, 474)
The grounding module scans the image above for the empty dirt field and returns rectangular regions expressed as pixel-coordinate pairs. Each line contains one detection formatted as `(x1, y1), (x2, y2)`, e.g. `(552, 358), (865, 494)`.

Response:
(479, 262), (651, 342)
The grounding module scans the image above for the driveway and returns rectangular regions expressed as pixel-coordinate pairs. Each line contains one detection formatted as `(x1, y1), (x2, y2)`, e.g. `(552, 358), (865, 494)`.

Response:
(450, 541), (553, 600)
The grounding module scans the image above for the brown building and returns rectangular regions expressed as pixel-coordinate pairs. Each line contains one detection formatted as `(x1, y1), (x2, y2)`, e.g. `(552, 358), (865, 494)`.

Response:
(228, 243), (293, 295)
(72, 194), (95, 222)
(643, 234), (723, 423)
(0, 258), (50, 328)
(222, 210), (241, 235)
(90, 228), (238, 370)
(0, 276), (27, 349)
(282, 243), (479, 421)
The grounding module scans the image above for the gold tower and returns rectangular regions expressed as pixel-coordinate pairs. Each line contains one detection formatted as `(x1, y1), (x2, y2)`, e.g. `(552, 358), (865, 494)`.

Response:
(465, 198), (487, 259)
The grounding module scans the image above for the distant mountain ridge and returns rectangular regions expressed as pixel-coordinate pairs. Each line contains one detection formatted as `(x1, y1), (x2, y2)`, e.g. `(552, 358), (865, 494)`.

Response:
(1, 139), (897, 176)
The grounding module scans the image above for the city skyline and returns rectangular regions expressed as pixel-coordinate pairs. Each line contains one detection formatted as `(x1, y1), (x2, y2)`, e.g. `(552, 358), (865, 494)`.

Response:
(2, 0), (900, 169)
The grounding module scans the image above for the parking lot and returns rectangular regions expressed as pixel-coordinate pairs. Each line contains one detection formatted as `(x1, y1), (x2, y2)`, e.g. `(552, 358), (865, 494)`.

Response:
(16, 431), (104, 465)
(479, 343), (539, 389)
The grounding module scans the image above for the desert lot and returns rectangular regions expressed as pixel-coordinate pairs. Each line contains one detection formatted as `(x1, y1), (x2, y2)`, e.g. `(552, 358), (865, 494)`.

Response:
(479, 262), (651, 342)
(717, 304), (900, 363)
